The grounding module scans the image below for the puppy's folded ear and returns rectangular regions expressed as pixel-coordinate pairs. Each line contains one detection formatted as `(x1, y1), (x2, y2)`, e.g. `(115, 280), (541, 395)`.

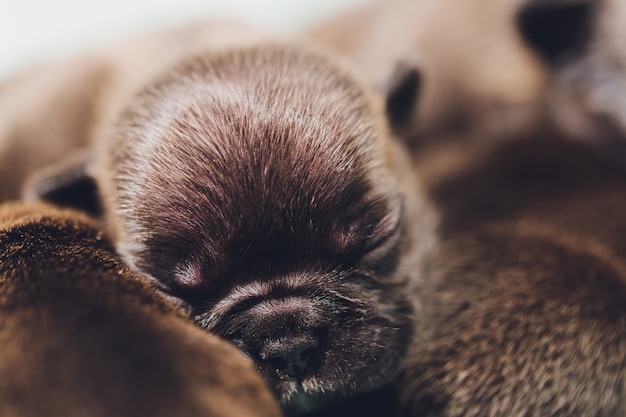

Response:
(383, 61), (422, 135)
(22, 149), (101, 216)
(517, 0), (595, 66)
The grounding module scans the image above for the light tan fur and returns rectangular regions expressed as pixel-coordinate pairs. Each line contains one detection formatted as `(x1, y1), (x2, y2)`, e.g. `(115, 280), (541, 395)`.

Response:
(306, 0), (548, 141)
(0, 20), (270, 202)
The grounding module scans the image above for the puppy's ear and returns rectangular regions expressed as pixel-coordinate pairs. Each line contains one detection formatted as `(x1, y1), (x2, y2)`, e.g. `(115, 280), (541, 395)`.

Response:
(22, 150), (101, 217)
(383, 61), (422, 134)
(517, 0), (595, 66)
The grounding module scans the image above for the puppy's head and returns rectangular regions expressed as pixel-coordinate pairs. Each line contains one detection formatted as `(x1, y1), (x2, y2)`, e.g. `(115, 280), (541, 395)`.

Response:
(97, 44), (421, 412)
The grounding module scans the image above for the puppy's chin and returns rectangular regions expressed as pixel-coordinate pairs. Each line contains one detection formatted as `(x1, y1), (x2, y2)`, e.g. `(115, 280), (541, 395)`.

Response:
(194, 271), (414, 414)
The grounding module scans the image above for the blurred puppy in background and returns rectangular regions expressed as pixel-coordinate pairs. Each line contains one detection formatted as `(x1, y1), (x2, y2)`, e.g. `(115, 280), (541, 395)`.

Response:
(306, 0), (548, 142)
(0, 20), (269, 203)
(307, 0), (626, 158)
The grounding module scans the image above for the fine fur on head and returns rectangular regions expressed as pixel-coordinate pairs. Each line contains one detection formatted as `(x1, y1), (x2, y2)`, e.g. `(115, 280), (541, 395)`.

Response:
(94, 42), (434, 413)
(0, 201), (282, 417)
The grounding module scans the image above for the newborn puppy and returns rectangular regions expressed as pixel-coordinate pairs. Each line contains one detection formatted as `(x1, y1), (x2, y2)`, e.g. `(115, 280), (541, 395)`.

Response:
(1, 24), (435, 413)
(390, 128), (626, 416)
(0, 202), (282, 417)
(305, 0), (548, 141)
(90, 43), (434, 414)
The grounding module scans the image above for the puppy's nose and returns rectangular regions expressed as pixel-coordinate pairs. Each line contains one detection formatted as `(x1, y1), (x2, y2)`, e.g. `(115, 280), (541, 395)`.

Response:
(260, 334), (319, 380)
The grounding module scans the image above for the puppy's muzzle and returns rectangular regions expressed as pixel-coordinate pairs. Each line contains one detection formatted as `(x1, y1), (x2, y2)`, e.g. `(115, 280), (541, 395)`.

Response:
(237, 296), (326, 382)
(260, 333), (320, 380)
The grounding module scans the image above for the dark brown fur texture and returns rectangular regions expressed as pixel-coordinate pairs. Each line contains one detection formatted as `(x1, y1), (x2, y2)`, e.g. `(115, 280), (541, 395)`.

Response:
(92, 43), (435, 414)
(388, 129), (626, 416)
(0, 202), (282, 417)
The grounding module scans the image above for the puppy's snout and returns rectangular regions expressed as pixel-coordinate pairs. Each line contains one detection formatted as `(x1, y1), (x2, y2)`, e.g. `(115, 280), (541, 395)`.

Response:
(230, 296), (328, 381)
(260, 334), (319, 380)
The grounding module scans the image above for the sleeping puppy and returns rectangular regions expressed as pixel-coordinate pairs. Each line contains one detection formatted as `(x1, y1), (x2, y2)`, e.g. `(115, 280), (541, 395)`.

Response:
(0, 202), (282, 417)
(384, 125), (626, 416)
(21, 41), (435, 414)
(305, 0), (548, 142)
(94, 43), (435, 414)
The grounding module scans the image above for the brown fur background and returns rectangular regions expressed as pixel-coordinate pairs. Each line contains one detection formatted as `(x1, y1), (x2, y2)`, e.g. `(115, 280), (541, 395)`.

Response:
(391, 130), (626, 416)
(0, 202), (282, 417)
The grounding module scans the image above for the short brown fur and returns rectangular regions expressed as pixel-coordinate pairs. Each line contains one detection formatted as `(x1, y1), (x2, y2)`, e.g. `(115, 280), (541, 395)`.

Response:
(0, 202), (282, 417)
(393, 130), (626, 416)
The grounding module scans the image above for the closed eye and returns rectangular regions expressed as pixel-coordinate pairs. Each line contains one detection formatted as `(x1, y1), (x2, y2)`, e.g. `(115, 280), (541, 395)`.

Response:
(360, 196), (404, 273)
(361, 219), (403, 271)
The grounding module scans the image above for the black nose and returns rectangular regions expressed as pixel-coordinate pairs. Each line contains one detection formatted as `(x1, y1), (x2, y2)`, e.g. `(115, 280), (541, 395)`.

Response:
(260, 334), (319, 380)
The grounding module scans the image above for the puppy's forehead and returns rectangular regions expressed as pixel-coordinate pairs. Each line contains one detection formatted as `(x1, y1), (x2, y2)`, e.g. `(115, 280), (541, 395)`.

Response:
(113, 45), (392, 268)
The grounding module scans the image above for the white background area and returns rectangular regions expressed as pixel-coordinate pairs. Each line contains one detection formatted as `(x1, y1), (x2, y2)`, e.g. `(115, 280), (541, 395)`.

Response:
(0, 0), (367, 79)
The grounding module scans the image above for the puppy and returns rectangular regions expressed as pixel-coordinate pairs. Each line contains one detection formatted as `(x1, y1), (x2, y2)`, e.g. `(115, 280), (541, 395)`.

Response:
(88, 42), (435, 414)
(0, 202), (282, 417)
(383, 126), (626, 416)
(6, 36), (435, 413)
(305, 0), (548, 142)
